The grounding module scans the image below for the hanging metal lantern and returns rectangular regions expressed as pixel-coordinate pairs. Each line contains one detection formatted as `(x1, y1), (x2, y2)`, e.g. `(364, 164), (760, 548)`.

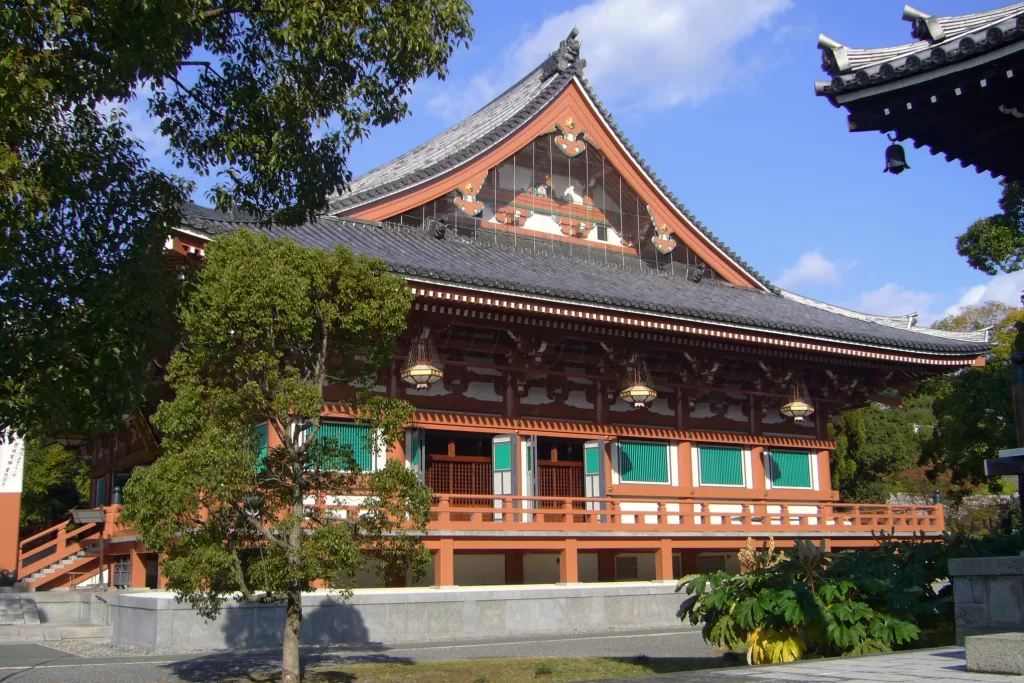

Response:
(780, 383), (815, 422)
(401, 334), (443, 390)
(619, 356), (657, 408)
(883, 134), (910, 175)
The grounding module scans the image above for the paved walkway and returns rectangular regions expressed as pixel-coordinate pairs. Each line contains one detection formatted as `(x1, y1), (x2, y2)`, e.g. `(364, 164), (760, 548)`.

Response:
(600, 647), (1021, 682)
(0, 627), (717, 682)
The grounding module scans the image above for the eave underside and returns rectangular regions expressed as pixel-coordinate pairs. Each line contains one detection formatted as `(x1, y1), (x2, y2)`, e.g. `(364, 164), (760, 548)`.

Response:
(838, 47), (1024, 180)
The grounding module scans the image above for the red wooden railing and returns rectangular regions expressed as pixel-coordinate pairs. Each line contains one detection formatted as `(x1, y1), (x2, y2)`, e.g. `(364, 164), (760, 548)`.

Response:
(417, 495), (944, 534)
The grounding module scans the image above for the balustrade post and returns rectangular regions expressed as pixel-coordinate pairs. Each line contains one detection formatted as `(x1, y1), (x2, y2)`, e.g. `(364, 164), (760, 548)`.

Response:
(609, 500), (620, 526)
(562, 500), (573, 526)
(438, 495), (450, 524)
(657, 502), (667, 527)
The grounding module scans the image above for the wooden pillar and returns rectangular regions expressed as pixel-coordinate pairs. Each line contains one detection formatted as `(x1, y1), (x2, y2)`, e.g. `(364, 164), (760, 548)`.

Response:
(655, 539), (674, 581)
(503, 372), (520, 419)
(504, 550), (524, 585)
(434, 538), (455, 587)
(675, 390), (690, 431)
(597, 550), (616, 582)
(559, 539), (579, 584)
(129, 548), (147, 588)
(815, 402), (829, 441)
(157, 557), (169, 589)
(678, 549), (698, 575)
(595, 381), (606, 425)
(0, 493), (21, 575)
(749, 396), (762, 436)
(751, 446), (767, 495)
(678, 440), (692, 493)
(817, 449), (832, 493)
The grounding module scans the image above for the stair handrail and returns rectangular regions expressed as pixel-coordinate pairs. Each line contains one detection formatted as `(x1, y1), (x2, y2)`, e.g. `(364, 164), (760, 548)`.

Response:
(17, 522), (101, 579)
(18, 520), (71, 552)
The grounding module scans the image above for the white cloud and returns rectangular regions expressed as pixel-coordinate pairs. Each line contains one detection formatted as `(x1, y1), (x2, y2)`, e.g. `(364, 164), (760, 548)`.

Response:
(857, 283), (935, 320)
(421, 0), (792, 121)
(777, 250), (840, 288)
(942, 271), (1024, 318)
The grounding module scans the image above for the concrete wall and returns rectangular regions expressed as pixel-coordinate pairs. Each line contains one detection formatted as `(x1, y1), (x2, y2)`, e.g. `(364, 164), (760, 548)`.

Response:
(107, 582), (684, 653)
(25, 592), (110, 624)
(950, 555), (1024, 645)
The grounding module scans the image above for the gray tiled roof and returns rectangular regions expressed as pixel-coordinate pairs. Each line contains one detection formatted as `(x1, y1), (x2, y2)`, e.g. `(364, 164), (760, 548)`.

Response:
(815, 3), (1024, 97)
(327, 31), (774, 291)
(179, 204), (991, 357)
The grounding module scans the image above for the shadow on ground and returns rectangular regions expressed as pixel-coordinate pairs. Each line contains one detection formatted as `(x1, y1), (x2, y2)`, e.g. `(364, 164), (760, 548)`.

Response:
(161, 597), (415, 682)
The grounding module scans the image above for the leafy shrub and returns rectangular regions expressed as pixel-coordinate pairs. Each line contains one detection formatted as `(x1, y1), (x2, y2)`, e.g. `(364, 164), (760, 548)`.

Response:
(678, 532), (1024, 664)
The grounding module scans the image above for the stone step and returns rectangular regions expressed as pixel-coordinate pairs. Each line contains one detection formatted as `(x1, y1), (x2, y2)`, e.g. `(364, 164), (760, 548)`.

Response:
(0, 622), (111, 643)
(966, 632), (1024, 675)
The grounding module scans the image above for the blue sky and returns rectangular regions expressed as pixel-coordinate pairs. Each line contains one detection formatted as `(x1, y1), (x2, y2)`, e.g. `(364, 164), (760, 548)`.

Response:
(131, 0), (1017, 324)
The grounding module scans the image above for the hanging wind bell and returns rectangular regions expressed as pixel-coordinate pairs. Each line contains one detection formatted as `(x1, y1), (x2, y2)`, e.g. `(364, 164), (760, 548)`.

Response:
(883, 133), (910, 175)
(401, 333), (444, 390)
(619, 355), (657, 408)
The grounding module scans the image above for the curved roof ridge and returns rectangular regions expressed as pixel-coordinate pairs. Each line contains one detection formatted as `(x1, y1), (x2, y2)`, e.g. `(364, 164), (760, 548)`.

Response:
(779, 289), (991, 343)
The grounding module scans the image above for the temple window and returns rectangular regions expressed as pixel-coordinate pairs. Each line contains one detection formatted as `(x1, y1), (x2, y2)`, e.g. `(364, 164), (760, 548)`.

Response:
(766, 450), (815, 489)
(697, 445), (746, 487)
(617, 440), (670, 484)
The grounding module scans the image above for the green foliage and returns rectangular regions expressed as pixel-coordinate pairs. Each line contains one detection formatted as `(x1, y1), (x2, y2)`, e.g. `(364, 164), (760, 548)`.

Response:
(957, 181), (1024, 275)
(922, 363), (1015, 490)
(678, 533), (1024, 664)
(828, 405), (921, 503)
(120, 231), (426, 680)
(20, 441), (88, 527)
(2, 0), (472, 437)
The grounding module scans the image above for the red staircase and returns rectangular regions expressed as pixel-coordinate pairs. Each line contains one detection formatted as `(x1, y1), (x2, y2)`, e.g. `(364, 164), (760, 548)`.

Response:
(16, 519), (103, 591)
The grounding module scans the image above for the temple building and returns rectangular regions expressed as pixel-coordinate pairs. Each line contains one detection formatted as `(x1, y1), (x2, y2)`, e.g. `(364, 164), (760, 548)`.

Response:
(816, 2), (1024, 181)
(13, 29), (991, 590)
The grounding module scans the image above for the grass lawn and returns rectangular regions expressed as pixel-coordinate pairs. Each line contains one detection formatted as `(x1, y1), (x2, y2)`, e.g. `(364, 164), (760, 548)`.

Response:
(261, 655), (739, 682)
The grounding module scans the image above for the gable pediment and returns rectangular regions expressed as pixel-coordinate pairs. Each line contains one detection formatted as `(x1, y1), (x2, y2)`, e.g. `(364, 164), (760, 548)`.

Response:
(340, 79), (765, 290)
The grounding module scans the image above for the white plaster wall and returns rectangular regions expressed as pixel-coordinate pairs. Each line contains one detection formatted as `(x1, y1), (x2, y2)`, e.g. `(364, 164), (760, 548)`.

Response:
(524, 553), (560, 584)
(454, 554), (505, 586)
(464, 381), (502, 402)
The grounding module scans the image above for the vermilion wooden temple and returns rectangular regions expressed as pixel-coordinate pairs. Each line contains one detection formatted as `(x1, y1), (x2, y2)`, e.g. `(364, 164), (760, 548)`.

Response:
(13, 30), (991, 591)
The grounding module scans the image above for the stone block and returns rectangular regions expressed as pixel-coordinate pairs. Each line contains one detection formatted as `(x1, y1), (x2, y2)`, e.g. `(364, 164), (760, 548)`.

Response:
(966, 632), (1024, 674)
(950, 556), (1024, 577)
(987, 578), (1024, 628)
(956, 602), (990, 629)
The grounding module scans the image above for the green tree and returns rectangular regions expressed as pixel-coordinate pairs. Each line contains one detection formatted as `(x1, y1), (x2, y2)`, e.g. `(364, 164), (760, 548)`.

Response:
(120, 230), (431, 683)
(20, 441), (88, 527)
(829, 405), (920, 503)
(921, 302), (1019, 491)
(2, 0), (473, 437)
(933, 301), (1024, 361)
(922, 365), (1015, 490)
(956, 180), (1024, 275)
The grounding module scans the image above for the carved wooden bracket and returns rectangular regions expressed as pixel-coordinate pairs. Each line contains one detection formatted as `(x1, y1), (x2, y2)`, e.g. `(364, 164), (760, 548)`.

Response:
(646, 205), (677, 254)
(554, 119), (587, 157)
(454, 173), (488, 217)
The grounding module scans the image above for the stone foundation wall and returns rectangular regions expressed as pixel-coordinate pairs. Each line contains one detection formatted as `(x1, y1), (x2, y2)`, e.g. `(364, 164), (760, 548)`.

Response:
(949, 555), (1024, 645)
(106, 582), (683, 652)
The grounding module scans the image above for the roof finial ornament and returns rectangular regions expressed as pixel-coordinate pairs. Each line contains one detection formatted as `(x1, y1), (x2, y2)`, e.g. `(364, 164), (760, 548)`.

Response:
(542, 27), (586, 79)
(903, 5), (946, 42)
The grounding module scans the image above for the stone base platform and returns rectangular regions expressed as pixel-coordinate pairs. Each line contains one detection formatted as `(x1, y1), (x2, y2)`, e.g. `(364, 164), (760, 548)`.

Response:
(965, 632), (1024, 675)
(106, 581), (683, 653)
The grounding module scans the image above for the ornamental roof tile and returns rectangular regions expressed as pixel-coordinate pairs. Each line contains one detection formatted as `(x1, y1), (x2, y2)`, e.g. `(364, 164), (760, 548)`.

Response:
(328, 30), (774, 291)
(179, 203), (992, 357)
(815, 2), (1024, 98)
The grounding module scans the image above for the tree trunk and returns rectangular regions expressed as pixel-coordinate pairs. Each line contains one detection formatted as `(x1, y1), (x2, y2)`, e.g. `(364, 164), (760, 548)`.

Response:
(281, 589), (303, 683)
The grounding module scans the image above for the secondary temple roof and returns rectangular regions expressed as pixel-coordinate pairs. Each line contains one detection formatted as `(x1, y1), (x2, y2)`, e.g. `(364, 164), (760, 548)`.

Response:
(815, 3), (1024, 98)
(176, 29), (993, 361)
